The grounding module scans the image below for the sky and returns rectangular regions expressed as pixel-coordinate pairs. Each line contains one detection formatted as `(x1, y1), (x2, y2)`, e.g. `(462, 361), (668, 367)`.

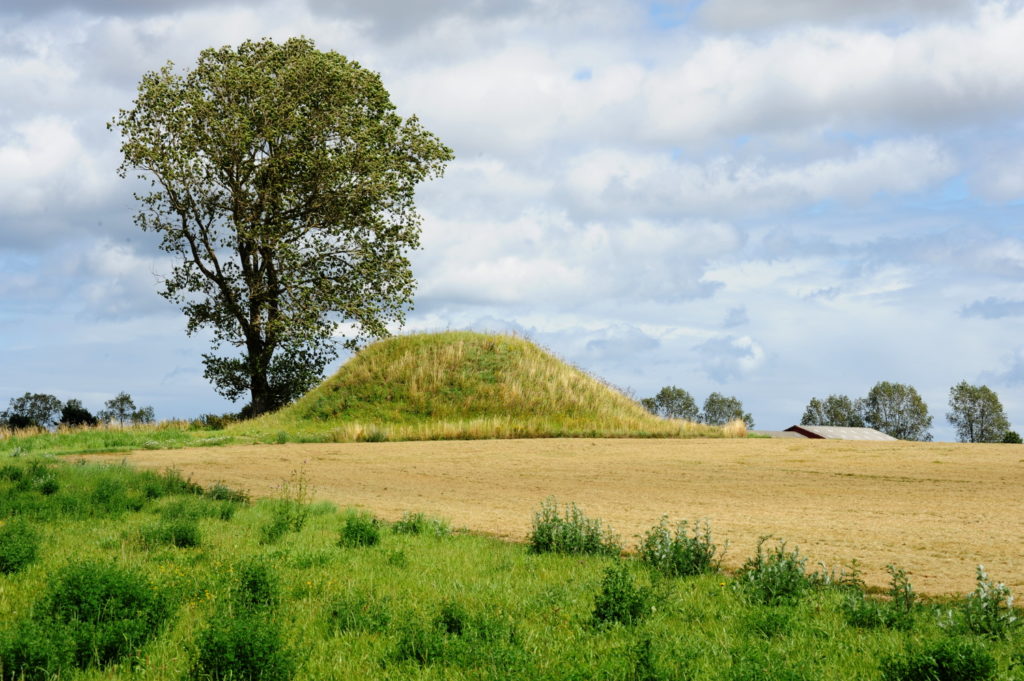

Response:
(2, 0), (1024, 440)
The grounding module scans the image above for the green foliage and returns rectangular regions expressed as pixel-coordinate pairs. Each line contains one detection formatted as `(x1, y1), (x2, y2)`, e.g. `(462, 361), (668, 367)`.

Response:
(865, 381), (933, 441)
(36, 560), (171, 669)
(528, 497), (622, 557)
(259, 469), (311, 544)
(946, 381), (1010, 443)
(1002, 430), (1022, 443)
(735, 537), (810, 605)
(702, 392), (755, 428)
(392, 511), (451, 537)
(232, 558), (281, 612)
(59, 398), (97, 427)
(205, 480), (250, 503)
(338, 510), (382, 548)
(139, 514), (201, 548)
(1, 392), (63, 429)
(638, 516), (723, 577)
(842, 564), (916, 630)
(0, 519), (40, 574)
(112, 37), (453, 415)
(97, 391), (155, 426)
(592, 561), (652, 626)
(948, 565), (1019, 638)
(191, 614), (295, 681)
(800, 394), (866, 427)
(643, 386), (700, 420)
(0, 618), (74, 681)
(328, 592), (392, 633)
(881, 638), (997, 681)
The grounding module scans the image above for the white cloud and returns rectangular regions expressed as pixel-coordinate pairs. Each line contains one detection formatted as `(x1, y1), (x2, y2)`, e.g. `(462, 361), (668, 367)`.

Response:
(696, 0), (976, 30)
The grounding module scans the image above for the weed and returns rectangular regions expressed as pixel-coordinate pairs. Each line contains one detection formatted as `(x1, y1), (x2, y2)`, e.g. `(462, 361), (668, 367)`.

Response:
(843, 564), (916, 630)
(139, 515), (201, 548)
(592, 561), (652, 626)
(528, 497), (622, 557)
(385, 548), (409, 567)
(190, 613), (295, 681)
(328, 592), (392, 633)
(37, 560), (171, 668)
(392, 511), (451, 537)
(637, 516), (723, 577)
(881, 637), (997, 681)
(734, 537), (810, 605)
(949, 565), (1018, 638)
(0, 618), (74, 681)
(205, 480), (250, 503)
(232, 558), (281, 612)
(356, 427), (388, 442)
(0, 519), (40, 574)
(258, 468), (312, 544)
(742, 605), (795, 639)
(338, 510), (382, 548)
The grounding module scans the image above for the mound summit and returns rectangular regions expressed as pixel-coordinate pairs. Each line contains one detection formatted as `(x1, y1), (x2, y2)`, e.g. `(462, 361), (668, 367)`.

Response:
(269, 332), (738, 440)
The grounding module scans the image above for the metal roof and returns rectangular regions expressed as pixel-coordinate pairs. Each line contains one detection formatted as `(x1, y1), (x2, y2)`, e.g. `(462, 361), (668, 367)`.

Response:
(784, 425), (897, 441)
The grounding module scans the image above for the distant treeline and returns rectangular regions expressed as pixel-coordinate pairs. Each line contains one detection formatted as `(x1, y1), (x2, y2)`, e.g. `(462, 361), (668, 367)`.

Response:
(642, 380), (1020, 443)
(0, 392), (154, 430)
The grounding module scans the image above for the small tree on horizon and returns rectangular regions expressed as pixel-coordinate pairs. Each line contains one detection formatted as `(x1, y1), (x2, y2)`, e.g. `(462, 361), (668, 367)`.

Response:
(1, 393), (63, 429)
(946, 381), (1009, 443)
(60, 399), (98, 427)
(642, 386), (700, 421)
(864, 381), (932, 441)
(800, 394), (866, 428)
(98, 392), (155, 427)
(702, 392), (754, 429)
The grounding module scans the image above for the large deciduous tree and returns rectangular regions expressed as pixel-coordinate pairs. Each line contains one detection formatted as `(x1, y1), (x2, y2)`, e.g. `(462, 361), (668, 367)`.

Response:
(864, 381), (932, 441)
(946, 380), (1009, 443)
(800, 394), (866, 428)
(112, 38), (453, 415)
(1, 393), (63, 429)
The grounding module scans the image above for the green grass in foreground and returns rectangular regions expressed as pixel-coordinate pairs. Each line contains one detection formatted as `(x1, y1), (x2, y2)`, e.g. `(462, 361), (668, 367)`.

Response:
(0, 456), (1021, 681)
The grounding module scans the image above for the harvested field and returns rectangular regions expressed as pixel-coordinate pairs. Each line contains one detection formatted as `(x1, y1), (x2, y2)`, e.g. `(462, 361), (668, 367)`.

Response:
(85, 437), (1023, 595)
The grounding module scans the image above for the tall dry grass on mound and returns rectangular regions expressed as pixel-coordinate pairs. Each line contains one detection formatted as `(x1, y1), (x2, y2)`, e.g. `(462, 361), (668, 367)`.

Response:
(243, 331), (745, 442)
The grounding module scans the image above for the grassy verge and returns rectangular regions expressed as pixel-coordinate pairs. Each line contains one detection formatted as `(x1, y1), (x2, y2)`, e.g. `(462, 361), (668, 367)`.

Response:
(0, 456), (1020, 680)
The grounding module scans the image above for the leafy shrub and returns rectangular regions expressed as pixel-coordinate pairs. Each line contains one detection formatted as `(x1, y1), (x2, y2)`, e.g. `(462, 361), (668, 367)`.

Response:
(734, 537), (810, 605)
(0, 618), (74, 681)
(881, 638), (996, 681)
(390, 604), (520, 669)
(528, 497), (621, 557)
(592, 561), (652, 626)
(232, 558), (281, 612)
(191, 614), (295, 681)
(392, 511), (451, 537)
(842, 564), (916, 631)
(338, 510), (382, 548)
(205, 481), (250, 503)
(0, 519), (40, 574)
(328, 592), (392, 633)
(258, 470), (311, 544)
(952, 565), (1018, 638)
(140, 516), (201, 548)
(638, 516), (723, 577)
(38, 560), (171, 668)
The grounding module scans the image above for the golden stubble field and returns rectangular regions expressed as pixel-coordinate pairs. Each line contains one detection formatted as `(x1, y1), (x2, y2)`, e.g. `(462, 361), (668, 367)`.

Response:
(86, 437), (1023, 595)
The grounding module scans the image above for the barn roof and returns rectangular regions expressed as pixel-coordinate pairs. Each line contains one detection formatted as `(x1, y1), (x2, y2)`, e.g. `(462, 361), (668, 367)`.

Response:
(784, 425), (897, 441)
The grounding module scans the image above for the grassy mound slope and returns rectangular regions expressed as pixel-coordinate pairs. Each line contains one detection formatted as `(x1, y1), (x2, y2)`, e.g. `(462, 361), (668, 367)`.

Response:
(256, 331), (740, 441)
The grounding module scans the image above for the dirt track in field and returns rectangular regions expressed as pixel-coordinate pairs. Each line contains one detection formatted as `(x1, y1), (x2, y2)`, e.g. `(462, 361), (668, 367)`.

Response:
(85, 438), (1024, 595)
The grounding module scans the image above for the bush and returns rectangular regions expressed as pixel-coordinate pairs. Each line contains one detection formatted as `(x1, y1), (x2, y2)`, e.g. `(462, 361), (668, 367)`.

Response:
(0, 519), (40, 574)
(1002, 430), (1022, 444)
(38, 560), (171, 668)
(528, 497), (621, 557)
(843, 564), (917, 631)
(338, 510), (382, 548)
(881, 638), (996, 681)
(954, 565), (1018, 638)
(232, 558), (281, 612)
(140, 514), (202, 549)
(191, 614), (295, 681)
(592, 561), (652, 626)
(638, 516), (722, 577)
(392, 511), (451, 537)
(205, 481), (250, 503)
(0, 618), (74, 681)
(735, 537), (810, 605)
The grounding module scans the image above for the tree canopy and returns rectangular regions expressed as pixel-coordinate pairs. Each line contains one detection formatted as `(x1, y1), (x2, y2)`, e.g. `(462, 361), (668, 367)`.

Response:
(800, 394), (865, 428)
(946, 380), (1009, 443)
(642, 386), (700, 421)
(111, 37), (453, 415)
(1, 393), (63, 429)
(98, 392), (155, 427)
(702, 392), (754, 428)
(864, 381), (932, 441)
